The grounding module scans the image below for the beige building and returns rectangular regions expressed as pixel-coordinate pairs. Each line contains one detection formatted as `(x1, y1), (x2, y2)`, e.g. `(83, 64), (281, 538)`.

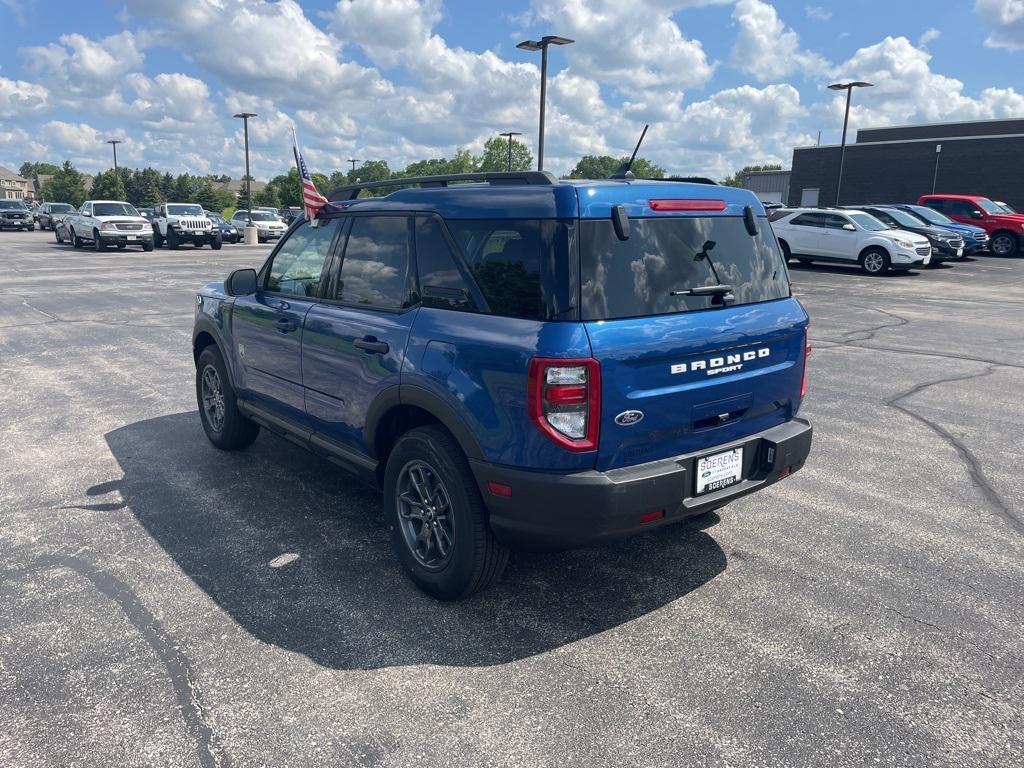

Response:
(0, 166), (32, 200)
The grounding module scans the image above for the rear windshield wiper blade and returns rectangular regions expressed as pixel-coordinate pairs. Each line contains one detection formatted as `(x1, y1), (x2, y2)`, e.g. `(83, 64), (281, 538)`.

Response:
(670, 285), (734, 297)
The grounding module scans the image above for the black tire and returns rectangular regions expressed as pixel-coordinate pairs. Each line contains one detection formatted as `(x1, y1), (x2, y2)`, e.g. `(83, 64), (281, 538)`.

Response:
(990, 231), (1019, 257)
(27, 225), (34, 231)
(71, 228), (83, 249)
(195, 346), (259, 450)
(210, 234), (223, 250)
(142, 241), (154, 252)
(167, 228), (180, 250)
(860, 247), (890, 275)
(154, 229), (164, 248)
(54, 228), (62, 244)
(384, 426), (509, 599)
(779, 240), (792, 262)
(93, 230), (106, 251)
(117, 243), (126, 249)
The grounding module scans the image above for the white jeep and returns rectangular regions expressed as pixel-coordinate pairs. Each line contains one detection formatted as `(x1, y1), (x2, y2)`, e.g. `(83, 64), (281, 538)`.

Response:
(152, 203), (222, 250)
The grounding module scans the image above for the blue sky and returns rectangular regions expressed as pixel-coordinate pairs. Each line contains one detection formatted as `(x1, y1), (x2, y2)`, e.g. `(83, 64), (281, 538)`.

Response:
(1, 1), (1021, 180)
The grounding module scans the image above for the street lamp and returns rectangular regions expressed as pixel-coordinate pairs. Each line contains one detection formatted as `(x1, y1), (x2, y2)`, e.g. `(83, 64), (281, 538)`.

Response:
(233, 112), (257, 244)
(348, 158), (361, 173)
(827, 81), (873, 206)
(499, 131), (523, 172)
(105, 139), (121, 172)
(517, 35), (574, 172)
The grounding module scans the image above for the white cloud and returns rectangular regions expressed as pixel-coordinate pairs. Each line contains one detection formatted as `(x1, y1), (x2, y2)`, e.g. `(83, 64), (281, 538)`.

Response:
(805, 5), (832, 21)
(732, 0), (829, 82)
(0, 76), (49, 118)
(975, 0), (1024, 50)
(23, 32), (145, 94)
(918, 27), (941, 47)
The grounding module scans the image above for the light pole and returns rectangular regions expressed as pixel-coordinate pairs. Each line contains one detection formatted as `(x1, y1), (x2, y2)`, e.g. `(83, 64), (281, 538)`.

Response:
(105, 139), (121, 172)
(499, 131), (523, 172)
(517, 35), (573, 172)
(348, 158), (361, 173)
(827, 81), (873, 206)
(233, 112), (257, 244)
(932, 143), (942, 194)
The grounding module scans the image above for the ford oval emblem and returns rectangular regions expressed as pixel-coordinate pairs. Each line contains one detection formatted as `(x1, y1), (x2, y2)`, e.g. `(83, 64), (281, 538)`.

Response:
(614, 410), (644, 426)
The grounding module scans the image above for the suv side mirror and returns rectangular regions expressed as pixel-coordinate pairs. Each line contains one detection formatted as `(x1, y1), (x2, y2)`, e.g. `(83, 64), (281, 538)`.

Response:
(82, 210), (91, 217)
(842, 223), (856, 231)
(970, 210), (983, 219)
(225, 268), (258, 296)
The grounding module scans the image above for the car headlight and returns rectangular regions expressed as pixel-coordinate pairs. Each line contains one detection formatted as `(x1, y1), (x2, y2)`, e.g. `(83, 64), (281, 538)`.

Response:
(892, 238), (914, 248)
(99, 222), (114, 231)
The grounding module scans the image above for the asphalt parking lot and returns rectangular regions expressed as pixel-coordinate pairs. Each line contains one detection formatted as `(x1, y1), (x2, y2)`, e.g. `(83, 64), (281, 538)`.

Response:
(1, 229), (1021, 768)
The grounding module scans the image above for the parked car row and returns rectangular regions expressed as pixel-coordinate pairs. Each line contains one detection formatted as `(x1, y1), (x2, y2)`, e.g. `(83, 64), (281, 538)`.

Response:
(769, 194), (1020, 275)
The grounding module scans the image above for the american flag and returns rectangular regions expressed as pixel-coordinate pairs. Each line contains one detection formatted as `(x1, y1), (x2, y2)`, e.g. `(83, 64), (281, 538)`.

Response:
(292, 130), (327, 221)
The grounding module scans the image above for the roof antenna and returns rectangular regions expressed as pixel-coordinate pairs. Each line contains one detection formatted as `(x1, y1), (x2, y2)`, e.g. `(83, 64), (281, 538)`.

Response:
(610, 124), (649, 179)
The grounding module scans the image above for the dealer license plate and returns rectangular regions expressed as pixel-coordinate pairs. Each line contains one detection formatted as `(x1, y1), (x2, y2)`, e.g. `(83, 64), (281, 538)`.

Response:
(956, 248), (963, 256)
(127, 235), (137, 241)
(696, 447), (744, 495)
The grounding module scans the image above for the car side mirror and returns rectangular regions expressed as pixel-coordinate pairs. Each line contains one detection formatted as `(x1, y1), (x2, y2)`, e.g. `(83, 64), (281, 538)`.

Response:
(225, 268), (258, 296)
(842, 223), (856, 231)
(970, 210), (983, 219)
(82, 211), (91, 217)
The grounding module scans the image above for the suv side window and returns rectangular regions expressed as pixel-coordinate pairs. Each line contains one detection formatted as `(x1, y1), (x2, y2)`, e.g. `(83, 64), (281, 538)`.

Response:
(790, 213), (822, 227)
(266, 219), (339, 297)
(821, 214), (850, 229)
(924, 198), (947, 214)
(414, 216), (479, 312)
(334, 215), (414, 309)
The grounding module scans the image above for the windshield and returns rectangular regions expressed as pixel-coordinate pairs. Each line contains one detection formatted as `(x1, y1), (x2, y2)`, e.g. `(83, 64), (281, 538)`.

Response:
(208, 213), (226, 223)
(0, 201), (27, 210)
(976, 198), (1003, 215)
(50, 203), (74, 212)
(905, 205), (952, 225)
(93, 202), (140, 217)
(877, 208), (923, 227)
(168, 204), (204, 216)
(848, 213), (888, 232)
(579, 216), (789, 320)
(239, 211), (275, 221)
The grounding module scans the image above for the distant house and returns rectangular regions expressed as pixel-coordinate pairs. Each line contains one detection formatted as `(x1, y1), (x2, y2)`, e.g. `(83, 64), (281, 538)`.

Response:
(0, 166), (32, 200)
(218, 178), (267, 194)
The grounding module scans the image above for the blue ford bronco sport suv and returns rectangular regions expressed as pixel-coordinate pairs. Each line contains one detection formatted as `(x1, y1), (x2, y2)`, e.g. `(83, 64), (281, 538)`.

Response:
(193, 171), (812, 599)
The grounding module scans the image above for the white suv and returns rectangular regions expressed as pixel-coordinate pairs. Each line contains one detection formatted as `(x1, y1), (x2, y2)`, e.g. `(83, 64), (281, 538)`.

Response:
(230, 209), (287, 242)
(771, 208), (931, 275)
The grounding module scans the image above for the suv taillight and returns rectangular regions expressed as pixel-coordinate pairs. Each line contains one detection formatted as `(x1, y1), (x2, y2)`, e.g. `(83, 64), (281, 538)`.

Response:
(800, 325), (811, 399)
(528, 358), (601, 452)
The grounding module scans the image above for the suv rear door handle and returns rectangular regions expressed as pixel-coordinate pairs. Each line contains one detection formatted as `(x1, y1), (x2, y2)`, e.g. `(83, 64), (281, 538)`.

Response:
(274, 317), (297, 333)
(354, 337), (389, 354)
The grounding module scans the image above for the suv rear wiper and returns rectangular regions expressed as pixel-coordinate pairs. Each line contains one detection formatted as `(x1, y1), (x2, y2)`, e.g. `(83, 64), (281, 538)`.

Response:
(670, 285), (734, 297)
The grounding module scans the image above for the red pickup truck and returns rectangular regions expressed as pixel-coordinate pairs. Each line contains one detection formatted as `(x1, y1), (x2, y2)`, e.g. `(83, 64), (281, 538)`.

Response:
(918, 194), (1024, 257)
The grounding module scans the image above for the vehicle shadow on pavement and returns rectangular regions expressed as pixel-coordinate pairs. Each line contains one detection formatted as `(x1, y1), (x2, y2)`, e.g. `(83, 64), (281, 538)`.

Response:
(101, 412), (726, 670)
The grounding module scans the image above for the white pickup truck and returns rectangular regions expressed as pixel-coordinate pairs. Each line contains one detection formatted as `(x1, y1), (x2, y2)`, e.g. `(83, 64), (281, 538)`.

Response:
(64, 200), (155, 252)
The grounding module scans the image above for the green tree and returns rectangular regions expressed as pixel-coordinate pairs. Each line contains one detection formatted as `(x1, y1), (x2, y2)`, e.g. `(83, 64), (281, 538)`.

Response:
(566, 155), (665, 179)
(401, 149), (479, 179)
(268, 169), (301, 207)
(478, 136), (534, 172)
(91, 169), (127, 201)
(253, 184), (281, 208)
(160, 172), (176, 200)
(192, 182), (234, 213)
(19, 162), (60, 179)
(720, 163), (783, 188)
(345, 160), (392, 185)
(39, 161), (88, 206)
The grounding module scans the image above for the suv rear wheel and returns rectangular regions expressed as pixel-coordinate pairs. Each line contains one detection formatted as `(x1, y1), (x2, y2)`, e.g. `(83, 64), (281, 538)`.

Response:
(990, 231), (1019, 257)
(384, 426), (509, 599)
(195, 346), (260, 450)
(860, 247), (890, 275)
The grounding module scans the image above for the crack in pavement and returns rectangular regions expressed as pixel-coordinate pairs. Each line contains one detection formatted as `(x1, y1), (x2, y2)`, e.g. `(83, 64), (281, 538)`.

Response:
(812, 340), (1024, 372)
(837, 306), (911, 343)
(884, 365), (1022, 536)
(4, 556), (229, 768)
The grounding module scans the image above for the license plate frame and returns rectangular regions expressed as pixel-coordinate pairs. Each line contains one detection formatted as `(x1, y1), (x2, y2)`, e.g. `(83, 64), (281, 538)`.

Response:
(695, 447), (744, 496)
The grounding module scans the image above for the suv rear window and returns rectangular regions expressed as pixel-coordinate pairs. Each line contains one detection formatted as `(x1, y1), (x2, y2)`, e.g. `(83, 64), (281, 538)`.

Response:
(445, 219), (577, 321)
(580, 217), (789, 321)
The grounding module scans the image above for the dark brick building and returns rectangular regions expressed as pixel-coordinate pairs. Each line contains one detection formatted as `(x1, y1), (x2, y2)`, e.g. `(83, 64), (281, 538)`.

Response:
(788, 118), (1024, 210)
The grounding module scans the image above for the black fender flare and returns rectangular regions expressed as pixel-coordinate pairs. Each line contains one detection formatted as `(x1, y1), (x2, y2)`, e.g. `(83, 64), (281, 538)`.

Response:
(192, 314), (238, 390)
(364, 384), (485, 462)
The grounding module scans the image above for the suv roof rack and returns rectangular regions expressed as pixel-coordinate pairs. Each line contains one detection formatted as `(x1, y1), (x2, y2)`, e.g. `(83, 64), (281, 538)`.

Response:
(327, 170), (559, 202)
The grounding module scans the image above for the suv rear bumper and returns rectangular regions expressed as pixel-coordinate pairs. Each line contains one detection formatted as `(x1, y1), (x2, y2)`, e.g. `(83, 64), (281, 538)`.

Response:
(471, 418), (812, 548)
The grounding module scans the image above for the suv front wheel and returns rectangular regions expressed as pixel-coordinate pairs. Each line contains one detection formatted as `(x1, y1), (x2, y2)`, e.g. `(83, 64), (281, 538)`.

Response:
(384, 426), (509, 599)
(195, 346), (260, 450)
(860, 247), (890, 275)
(990, 231), (1019, 257)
